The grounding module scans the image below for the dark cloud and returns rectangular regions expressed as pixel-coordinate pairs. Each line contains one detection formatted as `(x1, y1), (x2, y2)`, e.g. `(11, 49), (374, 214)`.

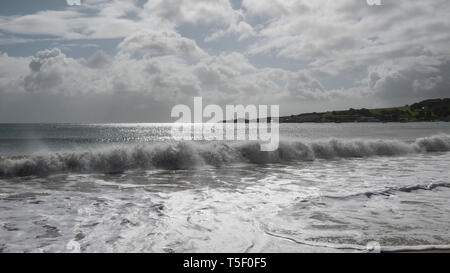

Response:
(370, 57), (450, 101)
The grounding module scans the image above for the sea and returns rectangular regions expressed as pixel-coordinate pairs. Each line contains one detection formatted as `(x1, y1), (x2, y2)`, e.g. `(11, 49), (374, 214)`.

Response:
(0, 122), (450, 253)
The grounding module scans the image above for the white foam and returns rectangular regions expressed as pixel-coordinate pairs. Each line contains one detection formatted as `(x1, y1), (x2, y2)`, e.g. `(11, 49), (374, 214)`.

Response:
(0, 134), (449, 177)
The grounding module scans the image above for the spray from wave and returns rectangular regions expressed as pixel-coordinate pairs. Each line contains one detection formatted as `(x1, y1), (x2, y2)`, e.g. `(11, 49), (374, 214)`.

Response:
(0, 134), (449, 177)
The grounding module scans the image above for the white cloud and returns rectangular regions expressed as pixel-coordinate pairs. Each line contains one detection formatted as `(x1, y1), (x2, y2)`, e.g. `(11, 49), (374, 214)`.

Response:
(0, 53), (30, 93)
(17, 47), (202, 100)
(0, 1), (169, 40)
(142, 0), (238, 25)
(1, 41), (343, 118)
(0, 1), (254, 44)
(245, 0), (450, 74)
(118, 30), (207, 58)
(0, 10), (84, 39)
(205, 20), (255, 42)
(242, 0), (310, 18)
(287, 71), (326, 100)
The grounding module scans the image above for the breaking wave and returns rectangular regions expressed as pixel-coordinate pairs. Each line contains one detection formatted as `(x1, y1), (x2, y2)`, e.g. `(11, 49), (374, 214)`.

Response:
(0, 134), (449, 177)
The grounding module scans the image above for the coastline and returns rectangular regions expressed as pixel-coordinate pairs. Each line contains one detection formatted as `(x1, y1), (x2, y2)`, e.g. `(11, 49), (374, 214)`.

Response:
(223, 98), (450, 124)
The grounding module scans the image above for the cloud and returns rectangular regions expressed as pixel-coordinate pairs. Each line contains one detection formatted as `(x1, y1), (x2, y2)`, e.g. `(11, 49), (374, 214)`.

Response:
(246, 0), (450, 74)
(1, 41), (341, 120)
(287, 71), (326, 100)
(0, 53), (29, 94)
(142, 0), (238, 25)
(24, 48), (88, 94)
(142, 0), (255, 42)
(66, 0), (81, 6)
(28, 48), (63, 72)
(0, 1), (168, 40)
(1, 0), (450, 122)
(242, 0), (310, 18)
(205, 20), (255, 42)
(18, 47), (201, 100)
(368, 57), (450, 101)
(118, 30), (207, 58)
(84, 50), (112, 69)
(0, 0), (252, 43)
(0, 0), (254, 44)
(0, 10), (84, 39)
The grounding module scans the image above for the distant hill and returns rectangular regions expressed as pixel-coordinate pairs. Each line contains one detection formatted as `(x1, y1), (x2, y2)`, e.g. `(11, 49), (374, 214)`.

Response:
(223, 98), (450, 123)
(280, 98), (450, 123)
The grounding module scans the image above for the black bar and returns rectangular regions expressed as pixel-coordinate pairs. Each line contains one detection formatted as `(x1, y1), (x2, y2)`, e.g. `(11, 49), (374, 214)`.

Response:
(0, 253), (446, 273)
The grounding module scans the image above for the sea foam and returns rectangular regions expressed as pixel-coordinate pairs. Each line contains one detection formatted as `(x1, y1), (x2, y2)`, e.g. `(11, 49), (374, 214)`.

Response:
(0, 134), (449, 177)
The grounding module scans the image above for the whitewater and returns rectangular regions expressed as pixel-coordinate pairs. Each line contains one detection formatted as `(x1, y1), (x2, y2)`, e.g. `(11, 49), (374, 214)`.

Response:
(1, 123), (450, 252)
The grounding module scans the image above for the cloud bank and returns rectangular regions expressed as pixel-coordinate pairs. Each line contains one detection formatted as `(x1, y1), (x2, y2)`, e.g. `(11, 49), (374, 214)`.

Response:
(0, 0), (449, 122)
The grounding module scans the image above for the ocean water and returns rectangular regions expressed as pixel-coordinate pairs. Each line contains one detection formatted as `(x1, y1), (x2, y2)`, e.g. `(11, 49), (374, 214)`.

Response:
(1, 122), (450, 253)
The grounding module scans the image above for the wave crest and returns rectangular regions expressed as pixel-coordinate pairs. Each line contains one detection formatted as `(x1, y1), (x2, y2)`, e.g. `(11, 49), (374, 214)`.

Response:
(0, 134), (449, 177)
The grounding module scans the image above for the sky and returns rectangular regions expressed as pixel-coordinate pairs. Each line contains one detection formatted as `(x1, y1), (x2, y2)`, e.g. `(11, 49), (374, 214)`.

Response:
(0, 0), (449, 122)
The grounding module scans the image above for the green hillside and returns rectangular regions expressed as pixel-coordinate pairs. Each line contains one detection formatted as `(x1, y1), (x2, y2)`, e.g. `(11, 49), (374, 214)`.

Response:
(280, 98), (450, 123)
